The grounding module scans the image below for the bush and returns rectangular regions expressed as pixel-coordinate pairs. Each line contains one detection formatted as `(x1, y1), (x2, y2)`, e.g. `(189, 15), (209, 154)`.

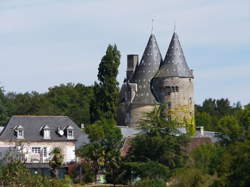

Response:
(133, 178), (166, 187)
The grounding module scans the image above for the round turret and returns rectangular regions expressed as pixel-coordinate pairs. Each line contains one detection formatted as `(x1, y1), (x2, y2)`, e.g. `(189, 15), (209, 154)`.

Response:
(151, 32), (195, 135)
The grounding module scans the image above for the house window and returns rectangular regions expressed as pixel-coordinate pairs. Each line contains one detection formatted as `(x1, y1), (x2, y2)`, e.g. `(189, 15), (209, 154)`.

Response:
(43, 147), (47, 157)
(32, 147), (41, 154)
(43, 129), (50, 139)
(16, 129), (24, 139)
(176, 86), (179, 92)
(68, 130), (73, 138)
(66, 126), (74, 139)
(172, 86), (176, 92)
(18, 130), (23, 137)
(0, 152), (2, 158)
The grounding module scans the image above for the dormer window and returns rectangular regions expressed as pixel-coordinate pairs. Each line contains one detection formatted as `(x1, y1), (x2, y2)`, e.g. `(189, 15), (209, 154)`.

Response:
(15, 125), (24, 139)
(66, 126), (74, 139)
(42, 125), (50, 139)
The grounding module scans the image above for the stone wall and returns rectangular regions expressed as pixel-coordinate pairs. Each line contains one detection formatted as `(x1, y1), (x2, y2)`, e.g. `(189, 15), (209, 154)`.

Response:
(129, 105), (157, 127)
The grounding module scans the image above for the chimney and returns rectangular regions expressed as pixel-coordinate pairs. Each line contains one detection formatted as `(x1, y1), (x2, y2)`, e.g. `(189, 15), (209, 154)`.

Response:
(197, 126), (204, 136)
(127, 54), (139, 81)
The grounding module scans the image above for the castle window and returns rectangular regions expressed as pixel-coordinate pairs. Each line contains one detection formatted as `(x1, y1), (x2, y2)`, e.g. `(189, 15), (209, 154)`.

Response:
(167, 92), (171, 96)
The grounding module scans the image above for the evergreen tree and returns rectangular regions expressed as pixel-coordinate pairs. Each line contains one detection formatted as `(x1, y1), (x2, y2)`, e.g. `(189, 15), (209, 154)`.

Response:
(91, 44), (121, 122)
(125, 106), (189, 181)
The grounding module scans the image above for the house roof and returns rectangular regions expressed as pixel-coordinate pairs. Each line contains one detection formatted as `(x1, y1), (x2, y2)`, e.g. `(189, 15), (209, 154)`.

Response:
(130, 34), (163, 106)
(118, 126), (141, 138)
(0, 116), (86, 142)
(0, 127), (4, 134)
(155, 32), (193, 78)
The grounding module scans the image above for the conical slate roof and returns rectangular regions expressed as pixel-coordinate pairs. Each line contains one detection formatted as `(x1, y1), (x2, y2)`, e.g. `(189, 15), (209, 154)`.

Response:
(155, 32), (193, 78)
(131, 34), (163, 105)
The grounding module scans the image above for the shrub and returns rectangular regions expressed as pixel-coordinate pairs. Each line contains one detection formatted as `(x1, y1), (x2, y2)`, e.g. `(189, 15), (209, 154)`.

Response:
(133, 178), (166, 187)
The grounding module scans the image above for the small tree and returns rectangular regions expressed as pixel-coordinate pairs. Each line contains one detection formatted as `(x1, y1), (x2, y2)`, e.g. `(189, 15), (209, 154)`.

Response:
(76, 119), (123, 184)
(49, 147), (64, 178)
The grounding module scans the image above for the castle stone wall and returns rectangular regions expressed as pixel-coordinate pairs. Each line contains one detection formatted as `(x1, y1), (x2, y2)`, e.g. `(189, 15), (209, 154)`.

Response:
(129, 105), (157, 127)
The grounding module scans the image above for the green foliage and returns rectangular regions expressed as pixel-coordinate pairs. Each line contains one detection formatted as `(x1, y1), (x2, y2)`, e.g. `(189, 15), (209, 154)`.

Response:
(172, 168), (215, 187)
(76, 119), (123, 184)
(133, 178), (166, 187)
(217, 115), (243, 145)
(189, 143), (225, 175)
(195, 112), (213, 130)
(91, 44), (121, 121)
(216, 141), (250, 187)
(49, 147), (64, 178)
(0, 159), (71, 187)
(126, 161), (170, 180)
(0, 87), (9, 125)
(126, 106), (189, 181)
(0, 83), (94, 126)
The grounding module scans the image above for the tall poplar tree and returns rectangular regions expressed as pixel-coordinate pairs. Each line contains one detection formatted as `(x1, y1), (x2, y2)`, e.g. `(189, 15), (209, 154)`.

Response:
(91, 44), (121, 122)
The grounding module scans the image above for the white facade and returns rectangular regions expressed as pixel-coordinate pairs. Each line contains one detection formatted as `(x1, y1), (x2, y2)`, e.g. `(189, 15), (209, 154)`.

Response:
(0, 141), (76, 164)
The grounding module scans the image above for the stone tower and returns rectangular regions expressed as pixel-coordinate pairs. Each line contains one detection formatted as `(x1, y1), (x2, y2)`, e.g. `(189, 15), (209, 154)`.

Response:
(151, 32), (195, 135)
(118, 34), (162, 127)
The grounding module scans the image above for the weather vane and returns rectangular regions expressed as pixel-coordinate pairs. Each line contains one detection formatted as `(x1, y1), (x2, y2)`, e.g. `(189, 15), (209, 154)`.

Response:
(151, 19), (154, 34)
(174, 21), (176, 33)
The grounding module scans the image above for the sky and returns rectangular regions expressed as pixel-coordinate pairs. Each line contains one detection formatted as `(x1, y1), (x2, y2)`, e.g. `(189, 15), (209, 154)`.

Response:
(0, 0), (249, 105)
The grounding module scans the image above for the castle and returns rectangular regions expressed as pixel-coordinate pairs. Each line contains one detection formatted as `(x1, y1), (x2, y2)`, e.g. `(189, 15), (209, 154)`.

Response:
(118, 32), (195, 135)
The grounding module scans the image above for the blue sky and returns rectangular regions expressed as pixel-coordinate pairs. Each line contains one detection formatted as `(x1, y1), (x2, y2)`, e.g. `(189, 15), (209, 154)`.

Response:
(0, 0), (249, 105)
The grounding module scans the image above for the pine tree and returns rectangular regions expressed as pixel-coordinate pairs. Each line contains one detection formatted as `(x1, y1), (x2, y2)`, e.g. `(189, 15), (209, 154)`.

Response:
(91, 44), (121, 122)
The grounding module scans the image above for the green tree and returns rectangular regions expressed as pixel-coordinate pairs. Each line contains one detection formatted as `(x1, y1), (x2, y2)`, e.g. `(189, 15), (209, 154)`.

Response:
(126, 106), (189, 181)
(171, 168), (214, 187)
(0, 87), (8, 125)
(189, 143), (225, 175)
(49, 147), (64, 178)
(217, 116), (243, 145)
(91, 44), (121, 122)
(76, 119), (123, 184)
(195, 112), (213, 131)
(217, 141), (250, 187)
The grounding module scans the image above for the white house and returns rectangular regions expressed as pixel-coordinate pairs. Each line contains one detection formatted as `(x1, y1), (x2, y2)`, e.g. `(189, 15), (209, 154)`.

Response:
(0, 116), (88, 165)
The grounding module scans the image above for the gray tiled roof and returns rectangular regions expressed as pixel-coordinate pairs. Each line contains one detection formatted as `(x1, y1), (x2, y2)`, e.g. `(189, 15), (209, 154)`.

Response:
(0, 116), (87, 142)
(130, 34), (163, 106)
(155, 32), (193, 78)
(118, 126), (141, 138)
(0, 127), (4, 135)
(195, 130), (220, 143)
